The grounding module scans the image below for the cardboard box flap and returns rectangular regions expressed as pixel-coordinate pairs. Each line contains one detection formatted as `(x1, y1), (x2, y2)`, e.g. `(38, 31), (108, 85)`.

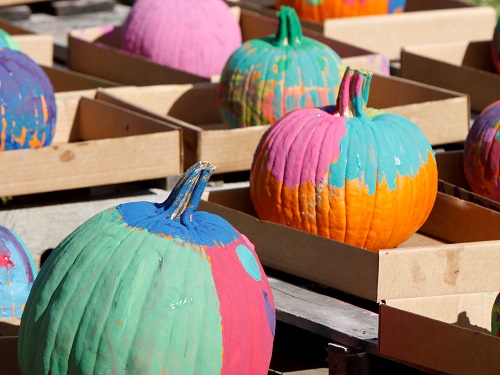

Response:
(379, 292), (500, 374)
(202, 187), (500, 302)
(435, 150), (500, 213)
(419, 193), (500, 243)
(68, 26), (208, 86)
(13, 34), (53, 66)
(401, 40), (500, 112)
(42, 65), (118, 93)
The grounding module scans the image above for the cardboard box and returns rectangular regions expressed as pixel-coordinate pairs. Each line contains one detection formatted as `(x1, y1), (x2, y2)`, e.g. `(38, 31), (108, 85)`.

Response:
(435, 150), (500, 213)
(0, 318), (20, 375)
(401, 40), (500, 113)
(199, 186), (500, 303)
(95, 75), (468, 173)
(67, 6), (390, 86)
(0, 18), (53, 66)
(234, 0), (497, 61)
(0, 94), (182, 197)
(42, 65), (119, 93)
(379, 291), (500, 374)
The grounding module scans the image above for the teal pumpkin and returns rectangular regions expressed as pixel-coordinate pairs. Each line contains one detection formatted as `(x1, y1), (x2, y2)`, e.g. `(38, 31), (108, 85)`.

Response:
(18, 162), (275, 375)
(0, 29), (21, 51)
(217, 6), (345, 128)
(0, 225), (38, 318)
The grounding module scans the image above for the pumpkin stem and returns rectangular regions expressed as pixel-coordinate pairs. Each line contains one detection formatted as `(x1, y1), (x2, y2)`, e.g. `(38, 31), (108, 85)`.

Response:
(336, 67), (373, 118)
(162, 161), (215, 221)
(274, 6), (303, 47)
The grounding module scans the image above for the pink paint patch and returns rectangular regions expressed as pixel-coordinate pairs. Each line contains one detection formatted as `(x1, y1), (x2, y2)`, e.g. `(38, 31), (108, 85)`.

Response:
(204, 233), (275, 375)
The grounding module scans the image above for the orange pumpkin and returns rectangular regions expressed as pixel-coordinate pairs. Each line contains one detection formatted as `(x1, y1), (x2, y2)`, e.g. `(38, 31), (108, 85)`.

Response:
(276, 0), (406, 22)
(249, 67), (437, 251)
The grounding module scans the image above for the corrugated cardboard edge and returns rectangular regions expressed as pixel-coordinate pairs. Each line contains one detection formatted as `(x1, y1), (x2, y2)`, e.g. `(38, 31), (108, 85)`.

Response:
(379, 292), (500, 374)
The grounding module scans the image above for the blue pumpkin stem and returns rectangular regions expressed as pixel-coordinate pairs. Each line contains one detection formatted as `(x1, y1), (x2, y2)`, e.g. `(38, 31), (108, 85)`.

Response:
(336, 67), (372, 118)
(162, 161), (215, 221)
(275, 6), (303, 47)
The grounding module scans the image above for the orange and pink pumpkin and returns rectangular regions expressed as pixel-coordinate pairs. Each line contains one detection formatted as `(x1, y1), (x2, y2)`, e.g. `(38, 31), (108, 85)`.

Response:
(0, 225), (38, 318)
(19, 161), (275, 374)
(121, 0), (242, 79)
(249, 67), (438, 252)
(217, 6), (344, 128)
(275, 0), (406, 22)
(464, 100), (500, 203)
(0, 48), (56, 151)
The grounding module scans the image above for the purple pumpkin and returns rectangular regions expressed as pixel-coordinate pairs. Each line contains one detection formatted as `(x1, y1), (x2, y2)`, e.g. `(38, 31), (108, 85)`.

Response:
(464, 100), (500, 202)
(121, 0), (242, 79)
(0, 48), (57, 151)
(0, 225), (38, 318)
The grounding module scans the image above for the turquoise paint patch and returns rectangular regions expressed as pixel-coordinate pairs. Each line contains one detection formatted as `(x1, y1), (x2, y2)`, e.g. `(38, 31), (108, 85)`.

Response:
(328, 113), (434, 195)
(236, 245), (262, 281)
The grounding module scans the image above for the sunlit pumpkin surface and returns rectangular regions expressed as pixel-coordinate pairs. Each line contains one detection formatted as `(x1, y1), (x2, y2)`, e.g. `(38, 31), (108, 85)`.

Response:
(218, 6), (344, 128)
(18, 162), (275, 375)
(0, 48), (56, 151)
(464, 100), (500, 203)
(0, 226), (38, 318)
(275, 0), (406, 22)
(250, 68), (438, 252)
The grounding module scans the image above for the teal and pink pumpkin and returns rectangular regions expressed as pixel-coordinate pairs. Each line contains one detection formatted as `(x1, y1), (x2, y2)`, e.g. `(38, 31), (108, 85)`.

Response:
(250, 67), (438, 251)
(18, 161), (275, 374)
(217, 6), (345, 128)
(0, 29), (21, 51)
(0, 48), (57, 151)
(121, 0), (242, 79)
(464, 100), (500, 203)
(492, 17), (500, 74)
(0, 225), (38, 318)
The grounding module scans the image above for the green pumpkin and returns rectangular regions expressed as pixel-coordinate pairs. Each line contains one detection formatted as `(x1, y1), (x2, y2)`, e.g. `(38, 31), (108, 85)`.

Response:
(18, 162), (275, 374)
(217, 6), (345, 128)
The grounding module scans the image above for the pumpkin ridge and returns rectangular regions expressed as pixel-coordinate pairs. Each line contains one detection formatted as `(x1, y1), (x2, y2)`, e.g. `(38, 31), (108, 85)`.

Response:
(47, 218), (136, 373)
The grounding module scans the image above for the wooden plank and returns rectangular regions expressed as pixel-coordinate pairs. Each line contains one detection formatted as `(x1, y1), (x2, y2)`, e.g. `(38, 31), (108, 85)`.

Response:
(268, 277), (379, 354)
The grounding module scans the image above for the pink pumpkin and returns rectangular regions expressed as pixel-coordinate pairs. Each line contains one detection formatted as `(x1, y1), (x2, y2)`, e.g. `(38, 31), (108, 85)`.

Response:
(464, 100), (500, 202)
(121, 0), (242, 79)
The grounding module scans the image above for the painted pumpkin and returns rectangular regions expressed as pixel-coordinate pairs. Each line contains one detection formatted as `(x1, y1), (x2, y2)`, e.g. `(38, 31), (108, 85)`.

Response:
(492, 17), (500, 74)
(492, 292), (500, 336)
(0, 225), (38, 318)
(463, 100), (500, 203)
(18, 161), (275, 374)
(0, 48), (57, 151)
(121, 0), (242, 79)
(217, 6), (344, 128)
(249, 67), (438, 252)
(276, 0), (406, 22)
(0, 29), (21, 51)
